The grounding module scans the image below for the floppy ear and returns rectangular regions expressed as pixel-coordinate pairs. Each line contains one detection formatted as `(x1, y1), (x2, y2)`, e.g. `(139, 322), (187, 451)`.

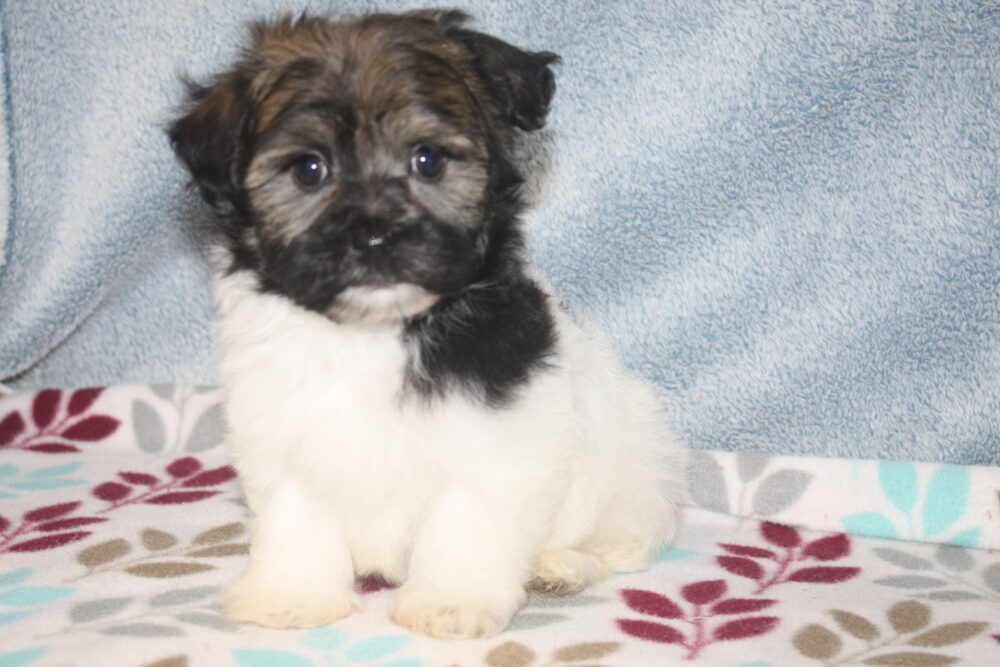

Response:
(443, 20), (559, 132)
(168, 71), (256, 216)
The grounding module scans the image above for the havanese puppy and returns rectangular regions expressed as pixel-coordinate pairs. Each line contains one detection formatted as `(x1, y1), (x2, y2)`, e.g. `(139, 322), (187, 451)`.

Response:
(169, 9), (685, 639)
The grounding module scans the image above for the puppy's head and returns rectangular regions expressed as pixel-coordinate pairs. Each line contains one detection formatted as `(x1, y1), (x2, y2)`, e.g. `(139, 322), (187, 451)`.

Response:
(169, 10), (557, 324)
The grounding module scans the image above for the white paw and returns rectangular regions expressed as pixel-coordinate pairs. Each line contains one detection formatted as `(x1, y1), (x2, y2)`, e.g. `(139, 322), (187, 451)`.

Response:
(389, 585), (524, 639)
(529, 548), (610, 596)
(222, 569), (362, 629)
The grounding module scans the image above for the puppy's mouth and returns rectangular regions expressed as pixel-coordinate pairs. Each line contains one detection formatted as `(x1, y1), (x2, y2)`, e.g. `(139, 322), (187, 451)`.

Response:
(325, 283), (441, 325)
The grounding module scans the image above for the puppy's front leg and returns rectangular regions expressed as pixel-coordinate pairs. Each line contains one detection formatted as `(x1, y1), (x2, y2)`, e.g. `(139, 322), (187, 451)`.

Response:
(389, 484), (534, 639)
(223, 481), (361, 629)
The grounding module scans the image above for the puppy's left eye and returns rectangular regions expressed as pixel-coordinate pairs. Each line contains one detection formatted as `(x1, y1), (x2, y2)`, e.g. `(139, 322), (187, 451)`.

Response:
(290, 154), (329, 189)
(409, 146), (446, 181)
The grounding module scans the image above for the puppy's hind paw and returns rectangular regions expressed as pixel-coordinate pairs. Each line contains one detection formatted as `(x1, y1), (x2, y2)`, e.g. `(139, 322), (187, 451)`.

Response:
(222, 574), (362, 629)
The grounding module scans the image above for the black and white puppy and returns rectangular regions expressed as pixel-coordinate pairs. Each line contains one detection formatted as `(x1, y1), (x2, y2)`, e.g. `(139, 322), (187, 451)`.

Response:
(169, 10), (685, 639)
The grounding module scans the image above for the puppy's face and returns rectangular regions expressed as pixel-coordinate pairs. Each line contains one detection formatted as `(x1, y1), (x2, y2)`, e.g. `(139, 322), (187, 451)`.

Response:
(170, 11), (557, 324)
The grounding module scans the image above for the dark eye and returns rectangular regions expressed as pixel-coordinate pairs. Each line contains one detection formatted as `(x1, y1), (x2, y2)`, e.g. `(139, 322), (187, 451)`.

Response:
(409, 145), (445, 181)
(290, 154), (329, 188)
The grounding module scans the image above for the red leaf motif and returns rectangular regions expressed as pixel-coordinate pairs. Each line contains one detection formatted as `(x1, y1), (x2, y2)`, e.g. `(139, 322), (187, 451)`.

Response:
(145, 490), (219, 505)
(786, 566), (860, 583)
(24, 501), (81, 522)
(616, 618), (686, 644)
(992, 634), (1000, 644)
(119, 472), (159, 486)
(680, 579), (727, 605)
(719, 543), (776, 559)
(31, 390), (61, 429)
(0, 411), (26, 447)
(761, 521), (801, 548)
(93, 481), (132, 502)
(181, 466), (237, 487)
(68, 387), (104, 416)
(801, 534), (850, 561)
(27, 443), (81, 454)
(0, 515), (10, 533)
(166, 457), (203, 478)
(713, 616), (780, 641)
(621, 589), (685, 619)
(7, 531), (92, 552)
(711, 598), (778, 615)
(717, 556), (765, 580)
(61, 415), (119, 441)
(37, 517), (107, 532)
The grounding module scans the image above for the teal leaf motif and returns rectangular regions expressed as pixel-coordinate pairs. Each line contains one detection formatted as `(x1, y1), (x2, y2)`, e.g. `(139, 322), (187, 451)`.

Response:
(0, 610), (37, 626)
(0, 648), (47, 667)
(0, 492), (15, 500)
(658, 548), (698, 561)
(945, 527), (980, 548)
(922, 465), (969, 537)
(0, 569), (34, 589)
(380, 659), (423, 667)
(9, 479), (87, 491)
(877, 461), (918, 513)
(26, 463), (83, 478)
(0, 586), (74, 608)
(233, 649), (317, 667)
(301, 627), (350, 651)
(841, 512), (899, 540)
(344, 635), (411, 662)
(0, 464), (17, 478)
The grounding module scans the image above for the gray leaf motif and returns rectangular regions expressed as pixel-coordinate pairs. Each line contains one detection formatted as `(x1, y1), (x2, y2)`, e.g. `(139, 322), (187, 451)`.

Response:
(736, 452), (771, 483)
(185, 403), (224, 452)
(149, 587), (219, 608)
(918, 590), (984, 602)
(149, 384), (177, 401)
(873, 548), (934, 571)
(102, 623), (185, 637)
(175, 611), (239, 633)
(874, 575), (948, 589)
(751, 468), (812, 516)
(982, 563), (1000, 593)
(688, 450), (729, 514)
(69, 598), (134, 624)
(506, 613), (567, 632)
(132, 399), (167, 453)
(933, 544), (974, 572)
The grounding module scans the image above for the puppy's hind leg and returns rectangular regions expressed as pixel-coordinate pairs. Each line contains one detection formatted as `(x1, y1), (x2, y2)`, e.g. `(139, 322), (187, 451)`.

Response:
(223, 481), (361, 629)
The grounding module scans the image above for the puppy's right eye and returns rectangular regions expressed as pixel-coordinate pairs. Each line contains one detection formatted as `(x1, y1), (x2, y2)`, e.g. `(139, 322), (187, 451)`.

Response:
(290, 154), (329, 188)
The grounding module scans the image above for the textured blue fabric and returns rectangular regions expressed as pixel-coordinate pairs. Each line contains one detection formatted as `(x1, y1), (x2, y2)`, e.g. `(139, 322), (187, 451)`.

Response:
(0, 1), (997, 464)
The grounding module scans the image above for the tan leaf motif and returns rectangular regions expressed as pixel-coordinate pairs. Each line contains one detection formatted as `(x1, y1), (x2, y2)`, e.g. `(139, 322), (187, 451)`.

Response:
(552, 642), (620, 661)
(143, 657), (188, 667)
(887, 600), (931, 633)
(186, 543), (249, 558)
(77, 538), (131, 568)
(830, 610), (881, 641)
(861, 651), (958, 666)
(907, 622), (988, 647)
(142, 529), (179, 551)
(793, 624), (843, 660)
(191, 522), (244, 546)
(125, 562), (215, 578)
(485, 641), (535, 667)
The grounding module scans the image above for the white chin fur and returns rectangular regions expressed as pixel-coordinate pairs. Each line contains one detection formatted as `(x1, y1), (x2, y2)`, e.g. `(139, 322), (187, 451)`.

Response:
(326, 284), (441, 324)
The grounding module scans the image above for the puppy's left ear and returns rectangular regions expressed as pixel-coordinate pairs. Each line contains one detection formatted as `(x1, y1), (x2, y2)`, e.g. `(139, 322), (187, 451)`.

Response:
(443, 20), (560, 132)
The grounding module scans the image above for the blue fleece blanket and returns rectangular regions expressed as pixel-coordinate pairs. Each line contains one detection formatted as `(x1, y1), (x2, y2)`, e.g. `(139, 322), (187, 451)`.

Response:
(1, 1), (997, 464)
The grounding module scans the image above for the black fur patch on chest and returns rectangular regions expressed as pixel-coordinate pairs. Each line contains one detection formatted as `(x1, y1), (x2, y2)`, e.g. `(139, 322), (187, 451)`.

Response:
(403, 275), (557, 407)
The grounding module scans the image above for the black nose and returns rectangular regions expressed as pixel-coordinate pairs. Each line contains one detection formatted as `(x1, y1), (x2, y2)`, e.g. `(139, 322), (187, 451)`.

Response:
(350, 219), (394, 251)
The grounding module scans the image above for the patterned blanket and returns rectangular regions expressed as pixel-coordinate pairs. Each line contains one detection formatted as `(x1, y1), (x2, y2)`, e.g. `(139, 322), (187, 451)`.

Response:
(1, 386), (998, 666)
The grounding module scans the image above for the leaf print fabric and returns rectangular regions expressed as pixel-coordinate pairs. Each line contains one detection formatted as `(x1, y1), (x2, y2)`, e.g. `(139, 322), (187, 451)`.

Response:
(0, 385), (998, 665)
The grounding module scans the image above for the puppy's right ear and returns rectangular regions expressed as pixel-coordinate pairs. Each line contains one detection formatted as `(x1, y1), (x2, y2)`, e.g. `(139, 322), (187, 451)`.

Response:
(168, 72), (255, 216)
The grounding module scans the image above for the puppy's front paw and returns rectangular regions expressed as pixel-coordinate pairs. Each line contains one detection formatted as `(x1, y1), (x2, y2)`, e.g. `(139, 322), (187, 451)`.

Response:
(389, 585), (523, 639)
(223, 570), (362, 629)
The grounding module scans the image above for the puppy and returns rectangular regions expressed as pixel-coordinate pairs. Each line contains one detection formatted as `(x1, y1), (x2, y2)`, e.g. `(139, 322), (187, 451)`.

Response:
(169, 10), (685, 639)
